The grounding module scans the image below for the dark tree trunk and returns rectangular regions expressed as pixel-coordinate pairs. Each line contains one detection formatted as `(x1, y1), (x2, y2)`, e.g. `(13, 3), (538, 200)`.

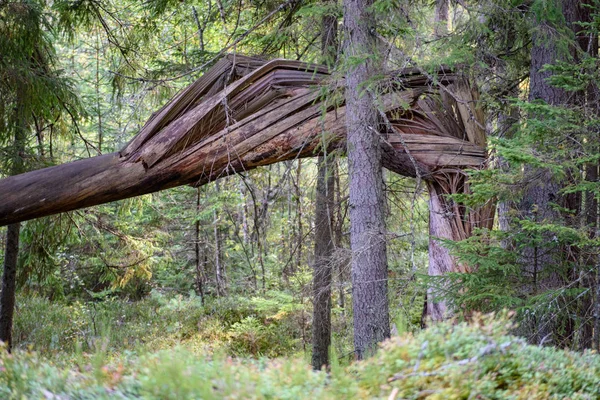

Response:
(0, 80), (28, 351)
(213, 182), (225, 296)
(334, 165), (347, 314)
(295, 160), (303, 272)
(0, 223), (20, 350)
(517, 25), (564, 341)
(311, 155), (336, 369)
(434, 0), (448, 38)
(518, 0), (591, 345)
(194, 188), (205, 304)
(311, 1), (338, 370)
(580, 2), (598, 351)
(344, 0), (390, 359)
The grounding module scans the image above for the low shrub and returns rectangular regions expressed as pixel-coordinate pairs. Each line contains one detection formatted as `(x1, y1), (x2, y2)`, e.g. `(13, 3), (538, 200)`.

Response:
(4, 313), (600, 399)
(12, 290), (305, 359)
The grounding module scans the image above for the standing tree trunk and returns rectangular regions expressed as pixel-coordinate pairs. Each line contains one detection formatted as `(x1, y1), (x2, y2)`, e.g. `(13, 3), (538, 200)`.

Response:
(334, 165), (347, 314)
(311, 2), (338, 370)
(517, 0), (591, 345)
(434, 0), (448, 38)
(344, 0), (390, 359)
(425, 180), (456, 320)
(0, 223), (20, 350)
(213, 183), (225, 296)
(295, 160), (303, 272)
(194, 188), (205, 304)
(311, 158), (335, 368)
(579, 3), (598, 351)
(95, 29), (103, 154)
(0, 84), (27, 351)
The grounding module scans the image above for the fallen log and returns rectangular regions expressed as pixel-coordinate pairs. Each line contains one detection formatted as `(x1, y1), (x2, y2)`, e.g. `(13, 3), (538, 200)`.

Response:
(0, 54), (485, 226)
(0, 55), (494, 321)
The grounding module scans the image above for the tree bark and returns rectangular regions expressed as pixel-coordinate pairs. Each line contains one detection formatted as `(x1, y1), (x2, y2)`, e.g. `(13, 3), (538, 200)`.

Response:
(517, 0), (589, 345)
(0, 56), (490, 329)
(580, 2), (598, 351)
(426, 180), (456, 320)
(311, 155), (336, 369)
(434, 0), (448, 38)
(213, 183), (225, 296)
(312, 4), (338, 369)
(334, 164), (347, 314)
(295, 160), (303, 272)
(0, 79), (27, 351)
(344, 0), (390, 359)
(422, 81), (492, 322)
(0, 223), (20, 350)
(194, 187), (205, 304)
(0, 57), (481, 228)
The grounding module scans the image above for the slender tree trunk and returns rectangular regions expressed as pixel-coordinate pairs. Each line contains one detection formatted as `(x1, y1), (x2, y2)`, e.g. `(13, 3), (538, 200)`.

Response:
(0, 223), (20, 350)
(285, 170), (294, 283)
(311, 156), (335, 369)
(344, 0), (390, 359)
(595, 256), (600, 351)
(240, 180), (249, 244)
(312, 5), (338, 369)
(582, 159), (597, 349)
(334, 163), (347, 314)
(95, 29), (103, 154)
(213, 184), (225, 296)
(582, 5), (598, 351)
(0, 83), (27, 351)
(295, 160), (303, 272)
(195, 188), (205, 304)
(434, 0), (448, 38)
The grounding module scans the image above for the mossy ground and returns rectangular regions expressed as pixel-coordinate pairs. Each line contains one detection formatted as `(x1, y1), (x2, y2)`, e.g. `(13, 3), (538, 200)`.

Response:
(3, 296), (600, 399)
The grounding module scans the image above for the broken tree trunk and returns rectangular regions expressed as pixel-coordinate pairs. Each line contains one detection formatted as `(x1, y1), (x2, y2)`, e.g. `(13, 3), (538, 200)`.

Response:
(413, 80), (495, 321)
(0, 55), (492, 320)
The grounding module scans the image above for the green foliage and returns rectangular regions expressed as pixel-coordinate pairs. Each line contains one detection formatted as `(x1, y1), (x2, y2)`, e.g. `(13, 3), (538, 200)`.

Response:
(354, 313), (600, 399)
(227, 316), (277, 356)
(0, 0), (82, 172)
(435, 230), (523, 314)
(12, 289), (308, 359)
(6, 1), (600, 398)
(441, 9), (600, 345)
(3, 314), (600, 398)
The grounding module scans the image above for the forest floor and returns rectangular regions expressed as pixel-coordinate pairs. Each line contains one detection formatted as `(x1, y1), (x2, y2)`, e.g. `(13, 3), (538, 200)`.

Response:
(2, 293), (600, 399)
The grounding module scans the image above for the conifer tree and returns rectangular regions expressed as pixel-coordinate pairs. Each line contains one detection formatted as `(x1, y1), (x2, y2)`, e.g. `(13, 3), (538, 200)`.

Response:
(311, 1), (338, 369)
(343, 0), (390, 358)
(0, 0), (80, 350)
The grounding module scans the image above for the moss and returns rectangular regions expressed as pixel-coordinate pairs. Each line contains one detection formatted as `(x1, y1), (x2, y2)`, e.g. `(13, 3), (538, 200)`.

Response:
(3, 312), (600, 398)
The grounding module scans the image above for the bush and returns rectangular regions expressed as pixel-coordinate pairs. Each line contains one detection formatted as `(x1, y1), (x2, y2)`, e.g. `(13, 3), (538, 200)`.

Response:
(4, 313), (600, 399)
(352, 312), (600, 399)
(12, 290), (305, 359)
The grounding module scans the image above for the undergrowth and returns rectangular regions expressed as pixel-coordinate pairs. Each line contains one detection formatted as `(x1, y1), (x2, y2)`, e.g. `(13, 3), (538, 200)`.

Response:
(13, 290), (307, 360)
(4, 311), (600, 399)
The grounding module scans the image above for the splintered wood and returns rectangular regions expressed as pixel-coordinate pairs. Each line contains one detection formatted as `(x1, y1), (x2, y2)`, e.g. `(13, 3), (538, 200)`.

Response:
(0, 54), (488, 227)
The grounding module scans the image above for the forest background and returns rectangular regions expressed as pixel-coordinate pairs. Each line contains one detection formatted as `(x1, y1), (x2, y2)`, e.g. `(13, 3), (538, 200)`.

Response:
(1, 0), (600, 398)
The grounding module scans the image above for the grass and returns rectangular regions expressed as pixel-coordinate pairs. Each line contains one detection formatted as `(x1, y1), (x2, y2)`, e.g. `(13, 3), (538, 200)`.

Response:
(5, 298), (600, 399)
(7, 294), (600, 399)
(13, 290), (309, 360)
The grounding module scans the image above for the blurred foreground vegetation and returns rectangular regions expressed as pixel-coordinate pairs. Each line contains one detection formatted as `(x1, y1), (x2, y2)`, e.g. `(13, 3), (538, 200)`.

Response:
(5, 307), (600, 399)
